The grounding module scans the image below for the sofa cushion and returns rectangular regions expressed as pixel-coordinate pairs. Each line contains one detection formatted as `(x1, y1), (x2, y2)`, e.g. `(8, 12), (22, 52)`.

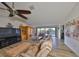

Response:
(21, 45), (39, 57)
(36, 46), (51, 57)
(5, 42), (31, 56)
(40, 40), (52, 49)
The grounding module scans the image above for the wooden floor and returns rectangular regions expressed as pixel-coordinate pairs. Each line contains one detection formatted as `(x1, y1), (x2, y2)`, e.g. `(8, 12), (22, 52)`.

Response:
(48, 40), (78, 57)
(0, 40), (78, 57)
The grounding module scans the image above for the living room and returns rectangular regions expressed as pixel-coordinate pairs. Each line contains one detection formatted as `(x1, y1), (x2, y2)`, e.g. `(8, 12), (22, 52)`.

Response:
(0, 1), (79, 57)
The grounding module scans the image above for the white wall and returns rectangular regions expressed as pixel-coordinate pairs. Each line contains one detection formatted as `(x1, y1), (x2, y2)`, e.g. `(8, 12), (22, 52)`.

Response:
(64, 3), (79, 56)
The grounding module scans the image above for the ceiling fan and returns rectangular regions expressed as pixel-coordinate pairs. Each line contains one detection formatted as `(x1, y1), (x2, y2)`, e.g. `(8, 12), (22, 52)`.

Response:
(0, 2), (31, 19)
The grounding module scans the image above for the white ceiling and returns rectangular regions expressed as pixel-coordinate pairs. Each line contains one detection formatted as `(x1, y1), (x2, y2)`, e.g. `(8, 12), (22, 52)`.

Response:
(0, 2), (77, 26)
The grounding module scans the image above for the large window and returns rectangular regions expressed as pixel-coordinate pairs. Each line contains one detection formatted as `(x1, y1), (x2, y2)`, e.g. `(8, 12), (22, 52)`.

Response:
(37, 27), (56, 37)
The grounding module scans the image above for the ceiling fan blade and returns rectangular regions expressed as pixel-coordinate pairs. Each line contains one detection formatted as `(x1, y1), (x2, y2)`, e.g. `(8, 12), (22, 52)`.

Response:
(1, 2), (12, 10)
(0, 7), (8, 10)
(1, 2), (14, 17)
(16, 10), (31, 14)
(17, 14), (28, 19)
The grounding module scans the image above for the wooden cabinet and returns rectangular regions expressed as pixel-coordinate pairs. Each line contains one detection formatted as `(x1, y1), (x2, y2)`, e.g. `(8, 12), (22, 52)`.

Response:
(19, 26), (32, 41)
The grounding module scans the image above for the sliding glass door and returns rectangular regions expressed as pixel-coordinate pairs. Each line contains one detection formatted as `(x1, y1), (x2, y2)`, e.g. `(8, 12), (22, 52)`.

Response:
(37, 27), (56, 37)
(37, 27), (59, 49)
